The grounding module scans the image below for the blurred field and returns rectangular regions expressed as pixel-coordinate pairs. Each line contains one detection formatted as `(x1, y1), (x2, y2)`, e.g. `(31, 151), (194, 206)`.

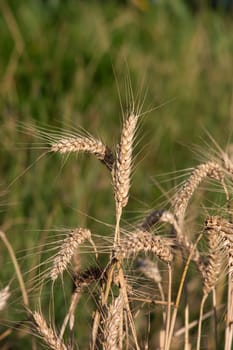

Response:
(0, 0), (233, 348)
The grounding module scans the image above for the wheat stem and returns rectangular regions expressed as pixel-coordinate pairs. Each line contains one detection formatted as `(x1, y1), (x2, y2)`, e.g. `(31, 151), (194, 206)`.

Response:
(0, 230), (29, 307)
(196, 293), (208, 350)
(166, 233), (203, 350)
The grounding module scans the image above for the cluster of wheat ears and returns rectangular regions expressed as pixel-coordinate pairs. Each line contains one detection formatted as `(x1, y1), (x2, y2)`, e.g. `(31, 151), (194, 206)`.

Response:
(1, 103), (233, 350)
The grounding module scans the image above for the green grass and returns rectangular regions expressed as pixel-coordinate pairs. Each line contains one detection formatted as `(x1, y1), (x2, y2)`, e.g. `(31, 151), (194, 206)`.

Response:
(0, 0), (233, 348)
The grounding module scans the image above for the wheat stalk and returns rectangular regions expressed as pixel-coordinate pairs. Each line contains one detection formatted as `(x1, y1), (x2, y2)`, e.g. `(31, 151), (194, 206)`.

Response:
(102, 111), (140, 349)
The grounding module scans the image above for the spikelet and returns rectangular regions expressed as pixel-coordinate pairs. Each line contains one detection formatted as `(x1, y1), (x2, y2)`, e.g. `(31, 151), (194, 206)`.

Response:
(113, 112), (138, 210)
(51, 136), (114, 170)
(173, 161), (225, 225)
(114, 230), (173, 263)
(103, 295), (123, 350)
(50, 228), (92, 281)
(32, 311), (67, 350)
(203, 217), (224, 294)
(0, 285), (10, 311)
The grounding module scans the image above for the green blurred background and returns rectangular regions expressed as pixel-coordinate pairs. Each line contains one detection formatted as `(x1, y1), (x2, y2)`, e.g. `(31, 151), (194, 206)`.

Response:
(0, 0), (232, 348)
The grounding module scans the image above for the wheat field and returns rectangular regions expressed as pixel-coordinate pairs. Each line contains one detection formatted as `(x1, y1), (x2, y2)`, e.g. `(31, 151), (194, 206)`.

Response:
(0, 1), (233, 349)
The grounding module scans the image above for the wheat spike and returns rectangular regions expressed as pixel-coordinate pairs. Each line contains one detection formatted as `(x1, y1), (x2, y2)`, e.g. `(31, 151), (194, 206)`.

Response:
(114, 229), (173, 263)
(51, 136), (114, 170)
(206, 216), (233, 279)
(103, 295), (123, 350)
(203, 218), (224, 294)
(32, 311), (67, 350)
(173, 161), (225, 225)
(0, 285), (10, 311)
(50, 228), (92, 281)
(113, 112), (138, 210)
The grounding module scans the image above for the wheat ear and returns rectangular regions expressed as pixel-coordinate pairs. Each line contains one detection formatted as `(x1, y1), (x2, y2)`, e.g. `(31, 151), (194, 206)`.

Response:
(50, 228), (93, 281)
(204, 216), (233, 277)
(114, 229), (173, 263)
(196, 218), (224, 350)
(204, 216), (233, 350)
(203, 217), (224, 294)
(32, 311), (67, 350)
(173, 161), (226, 226)
(103, 295), (123, 350)
(51, 136), (114, 170)
(113, 112), (138, 213)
